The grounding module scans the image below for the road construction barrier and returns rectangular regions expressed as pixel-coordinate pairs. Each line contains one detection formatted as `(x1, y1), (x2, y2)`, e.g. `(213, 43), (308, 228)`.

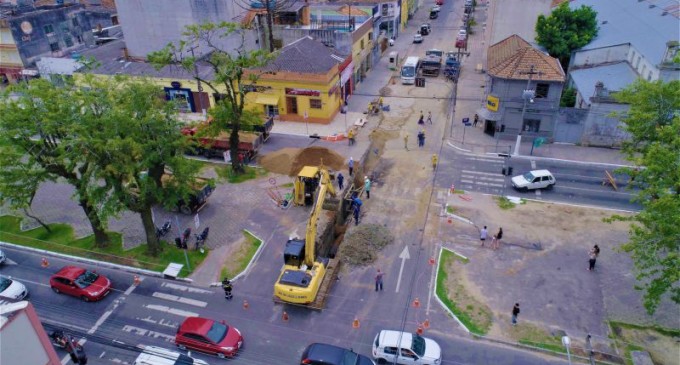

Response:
(603, 170), (618, 191)
(322, 134), (346, 142)
(41, 257), (49, 268)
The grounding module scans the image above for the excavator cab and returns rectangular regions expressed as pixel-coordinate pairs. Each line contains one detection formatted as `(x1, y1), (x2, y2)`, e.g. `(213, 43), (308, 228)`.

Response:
(294, 166), (320, 206)
(283, 238), (305, 267)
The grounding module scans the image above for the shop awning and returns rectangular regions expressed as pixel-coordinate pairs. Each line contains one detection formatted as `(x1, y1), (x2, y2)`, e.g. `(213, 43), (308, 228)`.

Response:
(477, 107), (501, 121)
(255, 94), (279, 105)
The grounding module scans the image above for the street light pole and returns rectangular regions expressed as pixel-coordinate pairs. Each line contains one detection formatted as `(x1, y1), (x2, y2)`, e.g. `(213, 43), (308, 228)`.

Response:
(513, 65), (541, 156)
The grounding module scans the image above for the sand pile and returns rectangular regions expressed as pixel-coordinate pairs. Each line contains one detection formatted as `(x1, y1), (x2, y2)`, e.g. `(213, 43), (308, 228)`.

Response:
(259, 146), (346, 176)
(338, 224), (394, 266)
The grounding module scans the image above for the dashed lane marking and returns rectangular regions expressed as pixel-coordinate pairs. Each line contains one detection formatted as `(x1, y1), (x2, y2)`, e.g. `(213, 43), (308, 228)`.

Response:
(152, 292), (208, 307)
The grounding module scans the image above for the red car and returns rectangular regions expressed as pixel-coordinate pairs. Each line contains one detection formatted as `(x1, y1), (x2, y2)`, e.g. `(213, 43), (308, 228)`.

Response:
(175, 317), (243, 358)
(436, 0), (444, 5)
(49, 266), (111, 302)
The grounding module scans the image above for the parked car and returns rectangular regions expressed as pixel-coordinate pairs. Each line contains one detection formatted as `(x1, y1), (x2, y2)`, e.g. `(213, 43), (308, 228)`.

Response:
(511, 169), (556, 191)
(431, 5), (441, 12)
(175, 317), (243, 358)
(420, 23), (431, 35)
(413, 33), (424, 43)
(372, 330), (442, 365)
(134, 345), (209, 365)
(0, 275), (28, 300)
(429, 10), (439, 19)
(301, 343), (375, 365)
(0, 249), (6, 265)
(49, 266), (111, 302)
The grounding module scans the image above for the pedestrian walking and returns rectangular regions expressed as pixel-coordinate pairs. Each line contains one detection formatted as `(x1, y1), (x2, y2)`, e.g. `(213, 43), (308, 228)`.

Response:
(427, 111), (433, 124)
(417, 130), (425, 147)
(348, 157), (354, 176)
(404, 133), (409, 150)
(364, 176), (371, 199)
(337, 172), (344, 190)
(473, 113), (479, 127)
(418, 111), (424, 125)
(588, 247), (597, 271)
(375, 269), (384, 291)
(480, 226), (488, 247)
(222, 278), (233, 301)
(492, 227), (503, 250)
(593, 244), (600, 257)
(431, 154), (438, 171)
(511, 303), (520, 325)
(353, 205), (360, 225)
(347, 128), (355, 146)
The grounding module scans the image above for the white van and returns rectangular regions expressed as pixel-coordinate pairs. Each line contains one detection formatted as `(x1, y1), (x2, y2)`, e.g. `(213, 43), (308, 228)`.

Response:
(134, 346), (209, 365)
(372, 330), (442, 365)
(511, 169), (556, 191)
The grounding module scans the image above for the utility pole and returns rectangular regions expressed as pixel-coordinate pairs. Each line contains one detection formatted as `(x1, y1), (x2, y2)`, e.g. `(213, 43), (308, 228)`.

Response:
(512, 65), (542, 156)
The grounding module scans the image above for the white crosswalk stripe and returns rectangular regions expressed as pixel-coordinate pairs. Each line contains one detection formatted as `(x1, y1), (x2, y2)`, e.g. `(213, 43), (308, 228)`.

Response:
(152, 292), (208, 307)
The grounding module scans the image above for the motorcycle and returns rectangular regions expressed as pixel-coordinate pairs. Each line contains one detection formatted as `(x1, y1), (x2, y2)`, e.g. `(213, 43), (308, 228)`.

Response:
(155, 220), (171, 238)
(50, 330), (88, 364)
(194, 227), (209, 250)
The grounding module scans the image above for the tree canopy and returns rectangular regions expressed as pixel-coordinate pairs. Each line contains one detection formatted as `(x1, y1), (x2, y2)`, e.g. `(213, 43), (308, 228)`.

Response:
(148, 22), (273, 174)
(610, 79), (680, 314)
(535, 2), (598, 67)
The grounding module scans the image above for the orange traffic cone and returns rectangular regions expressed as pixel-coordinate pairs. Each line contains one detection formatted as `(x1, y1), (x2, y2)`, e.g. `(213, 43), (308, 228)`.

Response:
(133, 275), (141, 286)
(416, 326), (424, 335)
(41, 257), (49, 268)
(282, 311), (289, 322)
(429, 257), (435, 265)
(243, 300), (249, 310)
(352, 318), (360, 329)
(412, 298), (421, 308)
(423, 319), (430, 329)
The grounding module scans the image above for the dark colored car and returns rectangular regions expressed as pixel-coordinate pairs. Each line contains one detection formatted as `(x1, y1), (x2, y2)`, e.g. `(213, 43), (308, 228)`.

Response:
(301, 343), (376, 365)
(175, 317), (243, 358)
(49, 266), (111, 302)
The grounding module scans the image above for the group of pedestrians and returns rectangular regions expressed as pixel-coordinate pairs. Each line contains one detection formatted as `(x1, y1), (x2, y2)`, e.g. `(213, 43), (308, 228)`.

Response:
(479, 225), (503, 250)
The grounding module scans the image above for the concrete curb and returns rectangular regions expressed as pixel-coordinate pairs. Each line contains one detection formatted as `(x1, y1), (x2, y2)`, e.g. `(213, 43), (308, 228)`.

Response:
(230, 229), (265, 283)
(0, 241), (193, 283)
(433, 247), (470, 333)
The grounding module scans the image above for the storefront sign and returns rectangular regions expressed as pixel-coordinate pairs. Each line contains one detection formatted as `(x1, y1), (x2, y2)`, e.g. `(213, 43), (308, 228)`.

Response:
(486, 95), (499, 112)
(285, 88), (320, 97)
(340, 62), (354, 85)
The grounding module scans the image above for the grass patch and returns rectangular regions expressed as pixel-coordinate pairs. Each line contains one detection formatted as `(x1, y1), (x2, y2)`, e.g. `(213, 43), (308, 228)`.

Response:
(0, 215), (206, 277)
(220, 230), (262, 279)
(446, 205), (456, 214)
(495, 196), (525, 209)
(608, 321), (677, 365)
(435, 249), (491, 335)
(510, 323), (565, 354)
(214, 165), (268, 183)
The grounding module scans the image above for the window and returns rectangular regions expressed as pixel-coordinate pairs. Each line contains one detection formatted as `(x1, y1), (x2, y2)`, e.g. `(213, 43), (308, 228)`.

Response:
(647, 71), (653, 81)
(49, 42), (60, 52)
(635, 56), (641, 69)
(43, 24), (54, 34)
(61, 21), (69, 32)
(641, 65), (646, 76)
(535, 83), (550, 98)
(360, 39), (365, 50)
(523, 119), (541, 133)
(368, 32), (373, 41)
(72, 17), (79, 27)
(64, 36), (73, 47)
(383, 347), (398, 355)
(264, 104), (279, 117)
(310, 99), (322, 109)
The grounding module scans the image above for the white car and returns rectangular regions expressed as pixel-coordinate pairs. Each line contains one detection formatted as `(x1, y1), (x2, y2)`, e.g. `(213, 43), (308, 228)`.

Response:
(134, 345), (209, 365)
(431, 5), (441, 12)
(0, 275), (28, 300)
(413, 33), (424, 43)
(373, 330), (442, 365)
(0, 249), (6, 265)
(511, 169), (556, 191)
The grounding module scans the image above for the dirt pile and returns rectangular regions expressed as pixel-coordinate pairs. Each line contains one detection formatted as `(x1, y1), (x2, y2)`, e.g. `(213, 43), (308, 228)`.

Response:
(339, 224), (394, 266)
(258, 146), (346, 176)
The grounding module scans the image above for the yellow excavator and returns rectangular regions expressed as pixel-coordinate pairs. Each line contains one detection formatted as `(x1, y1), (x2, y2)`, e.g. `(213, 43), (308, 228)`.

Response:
(274, 166), (337, 305)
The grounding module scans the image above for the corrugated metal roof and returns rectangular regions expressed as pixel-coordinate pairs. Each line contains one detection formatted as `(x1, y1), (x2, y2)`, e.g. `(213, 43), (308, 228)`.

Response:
(569, 62), (638, 106)
(570, 0), (680, 65)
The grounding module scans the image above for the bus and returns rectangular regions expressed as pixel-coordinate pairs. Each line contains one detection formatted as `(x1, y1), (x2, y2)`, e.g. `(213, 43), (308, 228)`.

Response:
(401, 56), (420, 85)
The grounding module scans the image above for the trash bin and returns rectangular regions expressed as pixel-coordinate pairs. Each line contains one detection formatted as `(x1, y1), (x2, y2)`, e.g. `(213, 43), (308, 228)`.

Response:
(507, 167), (513, 176)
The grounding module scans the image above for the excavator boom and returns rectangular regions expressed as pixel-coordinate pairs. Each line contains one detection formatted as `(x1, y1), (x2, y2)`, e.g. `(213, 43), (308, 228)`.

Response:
(304, 169), (336, 266)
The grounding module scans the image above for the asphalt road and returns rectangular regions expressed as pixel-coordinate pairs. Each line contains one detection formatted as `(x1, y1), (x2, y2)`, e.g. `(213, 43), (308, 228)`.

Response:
(0, 242), (571, 365)
(436, 145), (640, 212)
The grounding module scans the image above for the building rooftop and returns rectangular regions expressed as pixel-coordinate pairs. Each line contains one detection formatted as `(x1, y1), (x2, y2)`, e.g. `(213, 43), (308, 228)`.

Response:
(487, 36), (565, 82)
(261, 36), (347, 74)
(570, 0), (679, 65)
(487, 34), (532, 70)
(569, 61), (638, 106)
(79, 39), (214, 80)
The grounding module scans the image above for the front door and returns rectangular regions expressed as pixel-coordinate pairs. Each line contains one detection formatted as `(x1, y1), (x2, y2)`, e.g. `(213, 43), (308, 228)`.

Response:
(286, 96), (298, 114)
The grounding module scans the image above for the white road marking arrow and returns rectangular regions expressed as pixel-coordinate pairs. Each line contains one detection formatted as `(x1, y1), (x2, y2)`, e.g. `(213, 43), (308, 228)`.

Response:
(395, 246), (411, 293)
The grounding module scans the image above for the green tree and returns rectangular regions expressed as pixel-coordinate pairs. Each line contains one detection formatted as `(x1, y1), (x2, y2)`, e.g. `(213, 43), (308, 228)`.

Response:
(75, 75), (202, 255)
(609, 79), (680, 314)
(148, 22), (272, 174)
(0, 78), (111, 247)
(560, 87), (577, 107)
(535, 2), (598, 67)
